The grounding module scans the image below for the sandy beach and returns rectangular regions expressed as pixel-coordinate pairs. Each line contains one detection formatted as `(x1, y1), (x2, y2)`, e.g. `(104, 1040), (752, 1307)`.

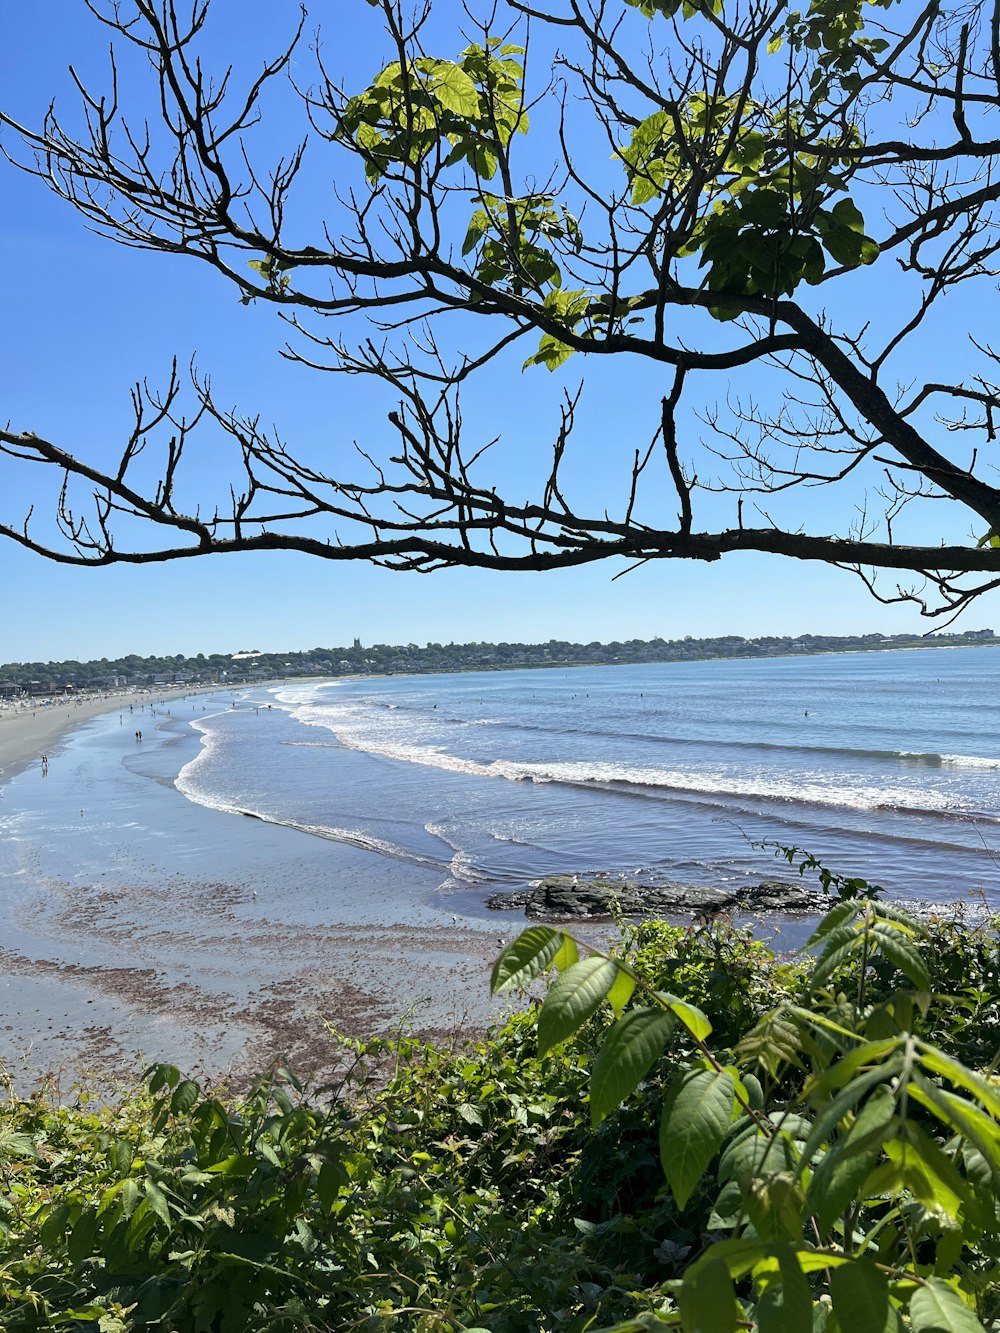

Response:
(0, 693), (549, 1092)
(0, 685), (216, 783)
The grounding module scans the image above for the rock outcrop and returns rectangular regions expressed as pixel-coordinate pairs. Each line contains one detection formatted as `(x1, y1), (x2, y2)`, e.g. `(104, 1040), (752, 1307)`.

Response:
(486, 875), (826, 920)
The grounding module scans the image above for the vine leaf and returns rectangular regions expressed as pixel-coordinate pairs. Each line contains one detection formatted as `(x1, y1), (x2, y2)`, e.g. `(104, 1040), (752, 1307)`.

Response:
(660, 1068), (735, 1208)
(537, 956), (620, 1055)
(590, 1007), (676, 1126)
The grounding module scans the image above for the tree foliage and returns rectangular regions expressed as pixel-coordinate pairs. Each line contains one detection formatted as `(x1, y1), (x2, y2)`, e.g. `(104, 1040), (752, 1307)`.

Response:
(5, 0), (1000, 613)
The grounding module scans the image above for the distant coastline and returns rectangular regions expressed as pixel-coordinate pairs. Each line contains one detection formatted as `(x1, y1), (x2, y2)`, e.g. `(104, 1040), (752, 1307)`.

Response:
(1, 628), (997, 695)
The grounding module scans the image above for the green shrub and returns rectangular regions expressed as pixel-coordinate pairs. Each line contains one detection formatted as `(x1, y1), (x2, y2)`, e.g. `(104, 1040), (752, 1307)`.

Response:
(1, 885), (998, 1331)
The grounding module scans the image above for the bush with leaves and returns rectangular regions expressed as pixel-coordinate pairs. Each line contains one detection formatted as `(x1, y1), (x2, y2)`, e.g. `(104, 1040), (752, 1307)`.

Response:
(491, 875), (1000, 1332)
(1, 879), (999, 1331)
(0, 1015), (661, 1330)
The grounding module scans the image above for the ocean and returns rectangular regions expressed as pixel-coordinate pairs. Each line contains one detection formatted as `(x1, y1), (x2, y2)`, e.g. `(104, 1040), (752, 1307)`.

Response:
(164, 645), (1000, 911)
(0, 644), (997, 1077)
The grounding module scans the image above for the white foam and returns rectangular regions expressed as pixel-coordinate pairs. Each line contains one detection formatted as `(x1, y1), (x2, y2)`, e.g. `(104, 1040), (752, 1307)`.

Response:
(937, 753), (1000, 770)
(332, 729), (984, 817)
(174, 717), (222, 794)
(262, 693), (1000, 820)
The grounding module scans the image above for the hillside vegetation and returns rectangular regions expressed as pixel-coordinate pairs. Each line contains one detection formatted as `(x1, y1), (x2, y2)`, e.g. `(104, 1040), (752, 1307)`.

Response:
(1, 873), (998, 1331)
(2, 630), (997, 693)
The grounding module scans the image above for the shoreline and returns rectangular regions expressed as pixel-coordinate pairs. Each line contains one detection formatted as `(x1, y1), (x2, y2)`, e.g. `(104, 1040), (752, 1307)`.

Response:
(1, 659), (996, 1091)
(0, 683), (226, 785)
(0, 695), (534, 1090)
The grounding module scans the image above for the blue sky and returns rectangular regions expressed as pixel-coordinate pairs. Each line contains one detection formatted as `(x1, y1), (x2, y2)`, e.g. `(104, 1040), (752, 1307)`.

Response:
(2, 0), (996, 662)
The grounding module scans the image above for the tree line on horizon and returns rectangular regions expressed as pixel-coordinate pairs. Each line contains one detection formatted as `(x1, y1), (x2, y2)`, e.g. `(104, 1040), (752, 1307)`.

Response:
(1, 627), (996, 692)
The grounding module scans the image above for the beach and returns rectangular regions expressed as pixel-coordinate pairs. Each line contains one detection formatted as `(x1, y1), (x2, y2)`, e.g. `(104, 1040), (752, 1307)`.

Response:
(0, 685), (214, 782)
(1, 648), (997, 1092)
(0, 692), (540, 1091)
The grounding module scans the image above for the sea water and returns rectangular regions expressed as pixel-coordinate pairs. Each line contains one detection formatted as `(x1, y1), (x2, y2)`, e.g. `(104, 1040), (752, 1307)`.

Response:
(169, 646), (1000, 909)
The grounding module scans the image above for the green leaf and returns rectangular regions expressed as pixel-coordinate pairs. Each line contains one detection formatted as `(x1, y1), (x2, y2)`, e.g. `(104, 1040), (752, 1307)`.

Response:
(524, 332), (576, 372)
(121, 1178), (141, 1219)
(631, 170), (664, 206)
(908, 1076), (1000, 1180)
(67, 1210), (99, 1265)
(107, 1140), (132, 1179)
(204, 1153), (258, 1178)
(660, 1068), (736, 1209)
(735, 1006), (805, 1076)
(748, 1173), (806, 1244)
(909, 1277), (987, 1332)
(0, 1128), (36, 1158)
(606, 967), (636, 1016)
(917, 1044), (1000, 1121)
(626, 110), (670, 161)
(39, 1203), (74, 1247)
(738, 189), (788, 227)
(808, 1084), (897, 1232)
(462, 209), (490, 256)
(427, 61), (480, 117)
(148, 1063), (180, 1092)
(830, 197), (866, 233)
(553, 933), (580, 972)
(743, 1071), (764, 1109)
(806, 1040), (902, 1105)
(804, 900), (860, 948)
(720, 1117), (808, 1189)
(144, 1180), (172, 1227)
(870, 922), (930, 990)
(830, 1261), (900, 1333)
(318, 1160), (346, 1210)
(866, 1124), (966, 1223)
(810, 933), (865, 988)
(679, 1255), (738, 1333)
(171, 1079), (200, 1116)
(661, 992), (713, 1042)
(537, 956), (621, 1054)
(490, 926), (564, 992)
(756, 1246), (813, 1333)
(590, 1007), (676, 1126)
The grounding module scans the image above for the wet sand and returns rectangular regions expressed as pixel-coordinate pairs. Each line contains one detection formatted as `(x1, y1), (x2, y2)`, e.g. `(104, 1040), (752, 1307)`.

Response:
(0, 894), (512, 1093)
(0, 696), (574, 1092)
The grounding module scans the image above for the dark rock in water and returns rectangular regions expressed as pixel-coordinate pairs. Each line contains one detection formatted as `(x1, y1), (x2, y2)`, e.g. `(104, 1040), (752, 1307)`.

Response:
(488, 889), (540, 913)
(748, 879), (824, 912)
(486, 874), (825, 920)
